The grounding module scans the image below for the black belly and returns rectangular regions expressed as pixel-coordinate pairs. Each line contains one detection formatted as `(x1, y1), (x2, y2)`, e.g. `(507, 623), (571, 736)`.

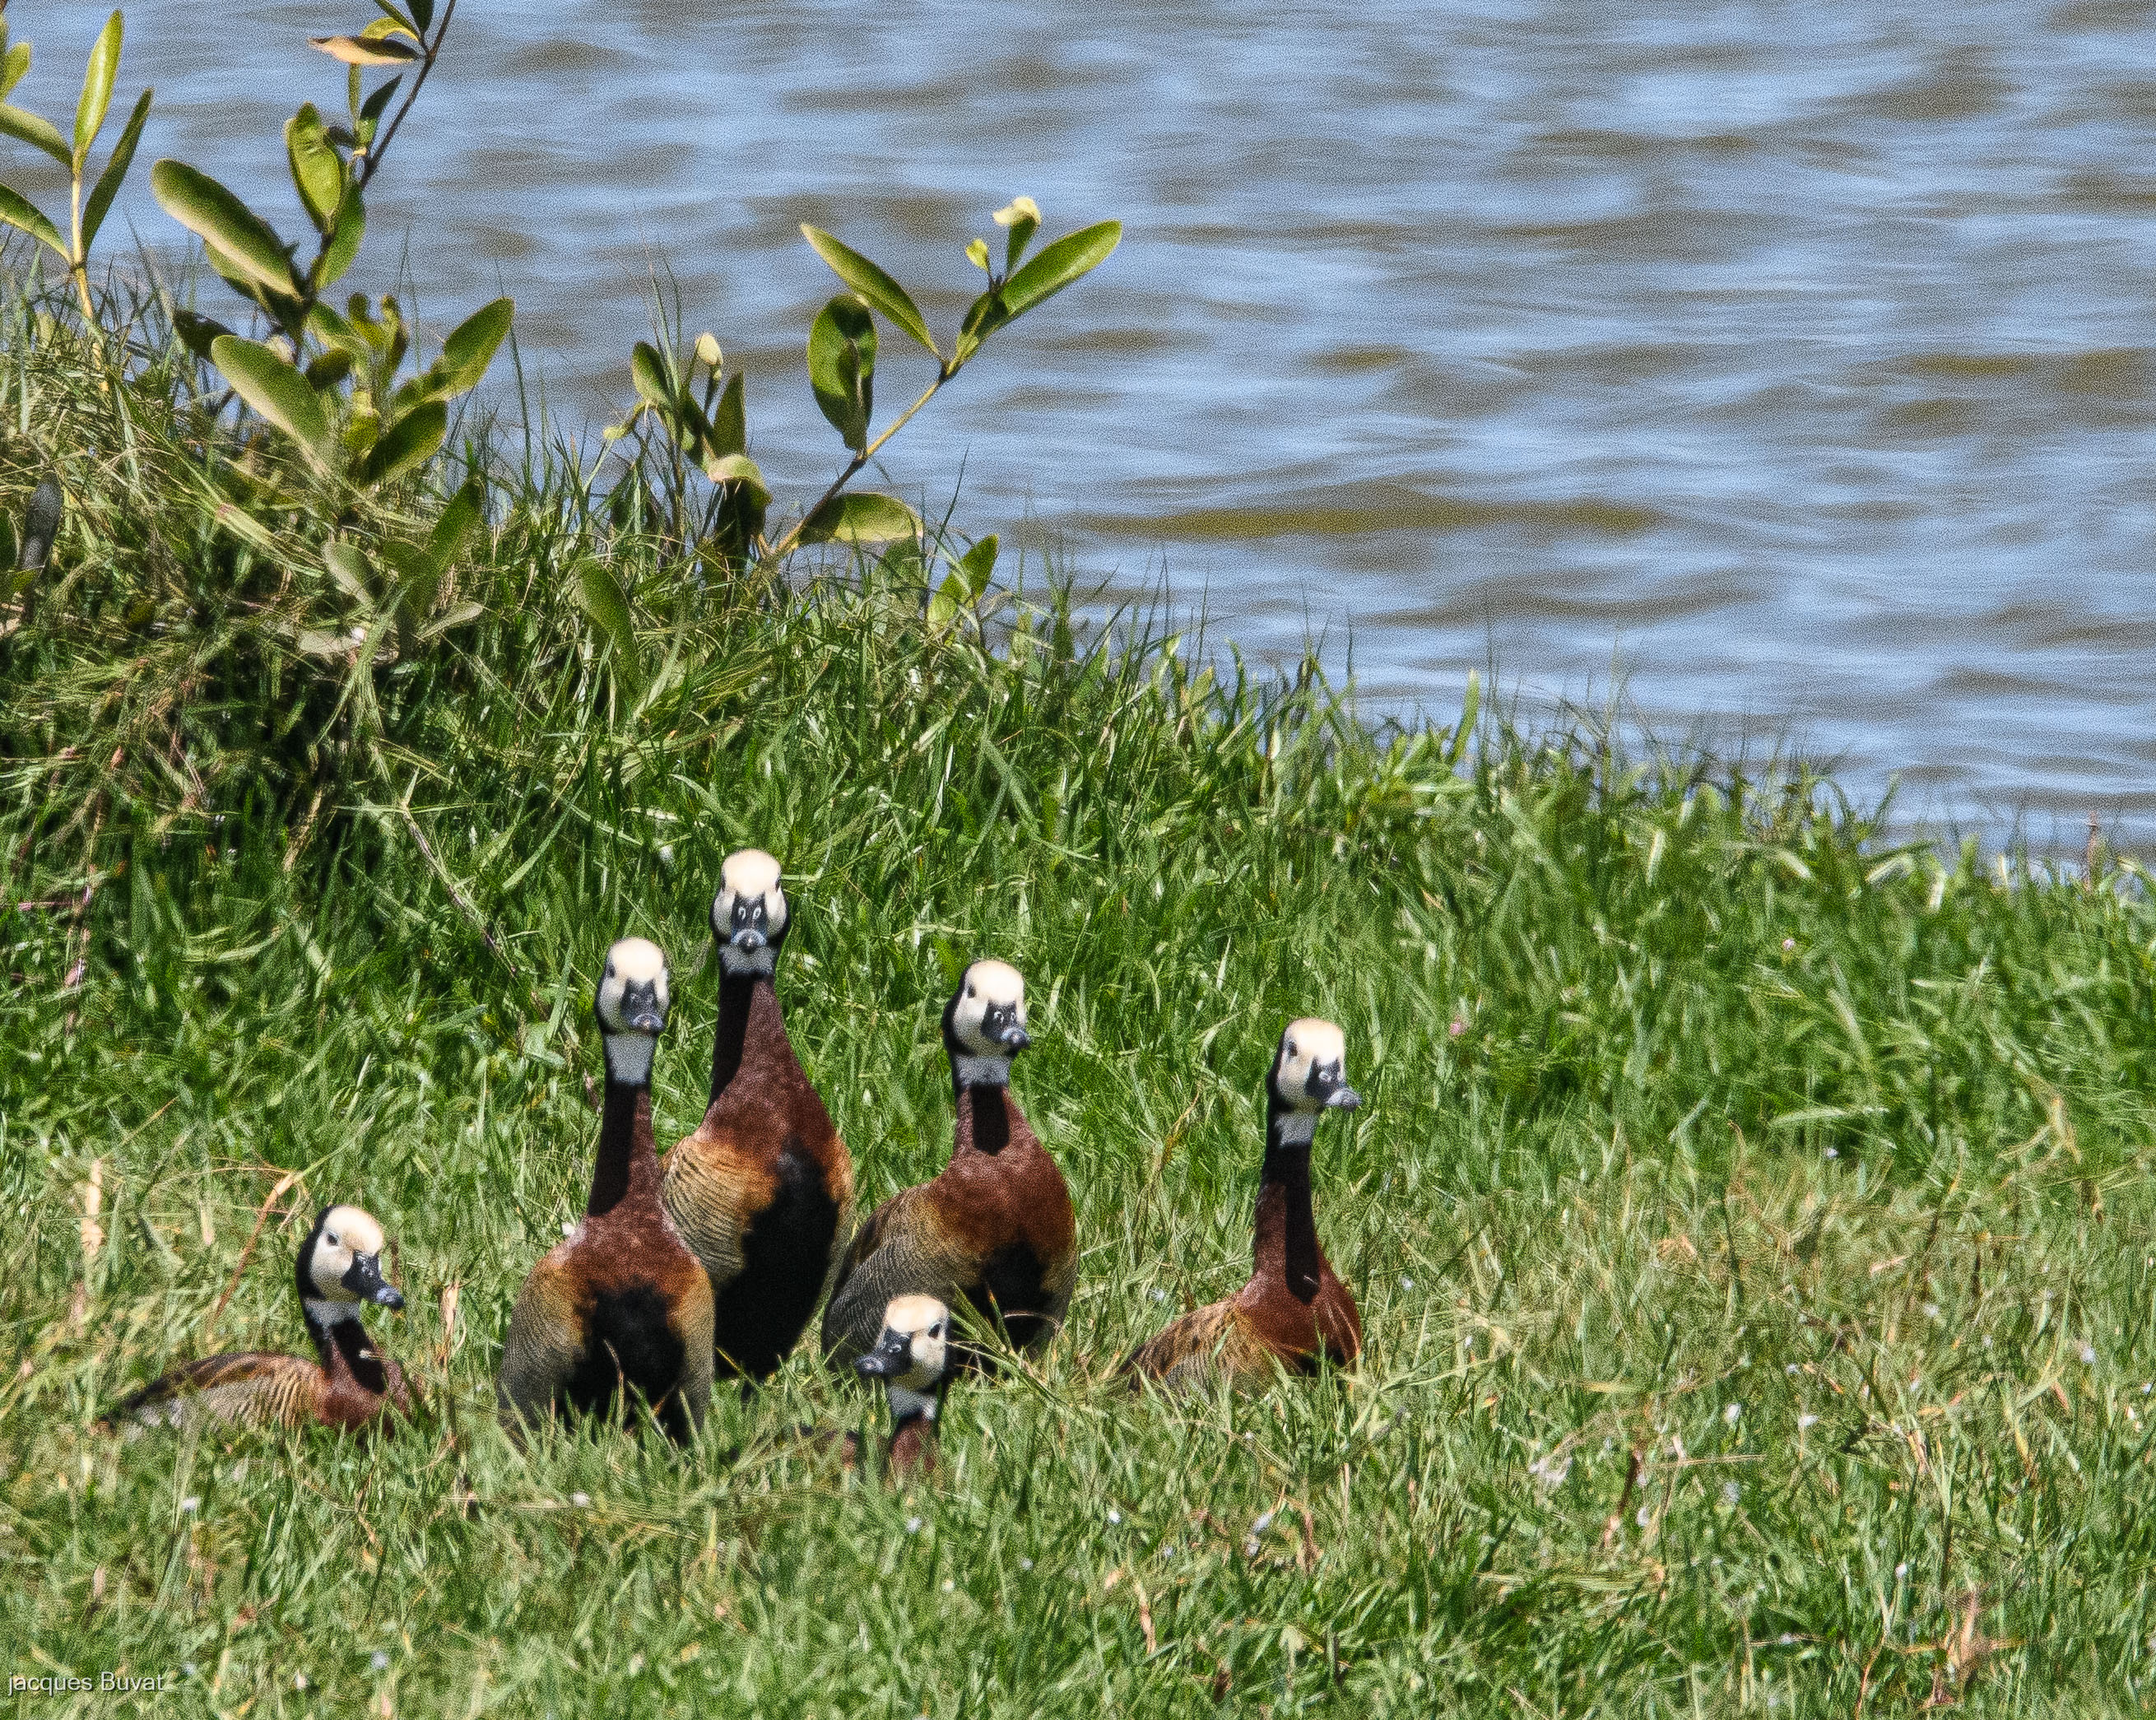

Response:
(561, 1281), (691, 1441)
(965, 1240), (1057, 1362)
(711, 1144), (840, 1380)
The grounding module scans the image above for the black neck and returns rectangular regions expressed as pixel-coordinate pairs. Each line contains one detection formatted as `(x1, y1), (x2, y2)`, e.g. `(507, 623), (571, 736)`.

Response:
(588, 1076), (655, 1216)
(953, 1082), (1013, 1155)
(709, 971), (772, 1101)
(1260, 1095), (1322, 1301)
(303, 1304), (390, 1396)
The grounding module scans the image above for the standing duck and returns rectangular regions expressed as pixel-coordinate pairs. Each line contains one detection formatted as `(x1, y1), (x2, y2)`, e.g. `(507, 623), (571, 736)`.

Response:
(104, 1204), (409, 1434)
(820, 960), (1075, 1369)
(662, 849), (854, 1381)
(1122, 1019), (1364, 1390)
(499, 938), (714, 1442)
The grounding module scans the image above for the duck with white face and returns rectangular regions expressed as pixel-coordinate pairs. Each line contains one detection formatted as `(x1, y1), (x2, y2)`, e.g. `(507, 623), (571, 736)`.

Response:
(1122, 1016), (1366, 1392)
(853, 1293), (954, 1476)
(662, 848), (856, 1384)
(499, 937), (716, 1443)
(104, 1203), (411, 1436)
(820, 959), (1076, 1371)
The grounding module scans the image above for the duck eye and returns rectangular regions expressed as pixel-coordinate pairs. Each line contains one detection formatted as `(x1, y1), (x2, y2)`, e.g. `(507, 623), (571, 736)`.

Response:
(326, 1232), (339, 1247)
(964, 985), (975, 998)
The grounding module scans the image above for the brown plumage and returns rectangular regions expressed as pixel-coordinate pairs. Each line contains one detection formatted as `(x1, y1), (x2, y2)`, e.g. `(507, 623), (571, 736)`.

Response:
(662, 850), (854, 1381)
(1123, 1018), (1364, 1392)
(104, 1204), (410, 1436)
(821, 960), (1075, 1370)
(500, 938), (715, 1443)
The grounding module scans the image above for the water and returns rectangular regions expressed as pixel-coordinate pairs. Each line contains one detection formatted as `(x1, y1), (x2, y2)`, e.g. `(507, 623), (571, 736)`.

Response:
(24, 0), (2156, 844)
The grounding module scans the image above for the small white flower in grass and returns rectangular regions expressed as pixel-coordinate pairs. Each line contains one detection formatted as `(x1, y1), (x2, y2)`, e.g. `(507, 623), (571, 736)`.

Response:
(1798, 1413), (1819, 1430)
(1722, 1481), (1741, 1506)
(1924, 1304), (1940, 1321)
(1724, 1402), (1741, 1425)
(561, 1220), (574, 1238)
(1786, 1363), (1798, 1375)
(180, 1496), (200, 1513)
(1251, 1509), (1275, 1536)
(1529, 1452), (1571, 1491)
(1020, 1558), (1033, 1571)
(1983, 1336), (1993, 1348)
(295, 1674), (309, 1690)
(1150, 1287), (1166, 1303)
(1823, 1147), (1838, 1160)
(1401, 1276), (1415, 1290)
(1108, 1508), (1122, 1525)
(372, 1651), (390, 1671)
(905, 1517), (922, 1534)
(181, 1665), (197, 1680)
(1893, 1562), (1907, 1580)
(571, 1492), (591, 1508)
(1635, 1506), (1651, 1528)
(1777, 1634), (1796, 1647)
(1782, 938), (1796, 953)
(1448, 1018), (1467, 1038)
(657, 844), (675, 868)
(2081, 1344), (2097, 1365)
(941, 1578), (955, 1593)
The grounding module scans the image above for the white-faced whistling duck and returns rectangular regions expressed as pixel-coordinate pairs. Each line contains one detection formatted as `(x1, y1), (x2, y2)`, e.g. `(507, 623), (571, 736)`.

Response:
(499, 938), (715, 1441)
(104, 1204), (409, 1435)
(821, 960), (1075, 1370)
(1122, 1018), (1364, 1390)
(851, 1294), (953, 1478)
(662, 849), (854, 1382)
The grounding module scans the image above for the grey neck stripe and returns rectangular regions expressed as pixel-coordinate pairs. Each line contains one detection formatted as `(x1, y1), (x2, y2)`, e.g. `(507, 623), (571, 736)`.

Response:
(888, 1384), (939, 1424)
(1270, 1110), (1317, 1147)
(602, 1032), (656, 1086)
(953, 1053), (1011, 1088)
(718, 946), (777, 979)
(304, 1297), (360, 1327)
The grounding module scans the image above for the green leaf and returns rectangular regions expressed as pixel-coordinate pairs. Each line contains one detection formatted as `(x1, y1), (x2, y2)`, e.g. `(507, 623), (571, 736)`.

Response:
(992, 195), (1039, 276)
(81, 86), (151, 253)
(0, 184), (66, 262)
(417, 296), (511, 400)
(408, 0), (438, 33)
(358, 75), (401, 140)
(630, 340), (674, 415)
(309, 34), (420, 65)
(324, 538), (373, 601)
(151, 160), (295, 295)
(170, 308), (233, 360)
(806, 294), (876, 452)
(925, 569), (967, 634)
(209, 334), (332, 469)
(426, 477), (486, 575)
(304, 346), (355, 390)
(708, 371), (746, 458)
(1444, 670), (1480, 769)
(998, 218), (1121, 320)
(700, 451), (769, 506)
(319, 188), (365, 287)
(573, 557), (642, 690)
(74, 12), (122, 170)
(1, 44), (32, 105)
(285, 104), (344, 235)
(0, 104), (71, 168)
(954, 532), (998, 600)
(797, 490), (921, 546)
(354, 400), (446, 487)
(800, 225), (938, 360)
(965, 236), (991, 274)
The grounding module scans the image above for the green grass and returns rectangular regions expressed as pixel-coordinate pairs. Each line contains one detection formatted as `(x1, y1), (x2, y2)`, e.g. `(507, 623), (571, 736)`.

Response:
(5, 284), (2156, 1718)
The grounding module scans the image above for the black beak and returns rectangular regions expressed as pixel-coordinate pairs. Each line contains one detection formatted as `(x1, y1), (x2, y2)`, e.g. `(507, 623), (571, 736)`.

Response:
(998, 1022), (1031, 1053)
(854, 1329), (912, 1380)
(729, 927), (766, 953)
(1327, 1085), (1363, 1111)
(342, 1253), (405, 1310)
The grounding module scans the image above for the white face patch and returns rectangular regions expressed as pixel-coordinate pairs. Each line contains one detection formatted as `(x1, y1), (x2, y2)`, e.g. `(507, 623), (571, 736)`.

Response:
(309, 1205), (386, 1304)
(1273, 1017), (1352, 1116)
(596, 937), (671, 1034)
(950, 959), (1027, 1058)
(879, 1295), (950, 1393)
(713, 848), (788, 976)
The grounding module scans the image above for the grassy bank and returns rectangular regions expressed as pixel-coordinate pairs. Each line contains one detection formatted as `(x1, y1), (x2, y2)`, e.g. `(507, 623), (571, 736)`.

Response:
(5, 287), (2156, 1718)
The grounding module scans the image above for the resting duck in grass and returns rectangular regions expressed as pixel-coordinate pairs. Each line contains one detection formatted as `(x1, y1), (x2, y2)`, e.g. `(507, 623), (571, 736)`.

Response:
(1122, 1019), (1364, 1390)
(104, 1204), (409, 1435)
(821, 960), (1075, 1370)
(498, 937), (714, 1442)
(662, 849), (855, 1383)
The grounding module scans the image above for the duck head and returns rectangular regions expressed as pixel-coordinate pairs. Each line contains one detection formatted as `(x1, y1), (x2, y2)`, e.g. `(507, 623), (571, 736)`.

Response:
(942, 959), (1030, 1089)
(597, 936), (671, 1084)
(297, 1204), (404, 1326)
(1267, 1017), (1360, 1146)
(854, 1294), (952, 1423)
(711, 848), (788, 979)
